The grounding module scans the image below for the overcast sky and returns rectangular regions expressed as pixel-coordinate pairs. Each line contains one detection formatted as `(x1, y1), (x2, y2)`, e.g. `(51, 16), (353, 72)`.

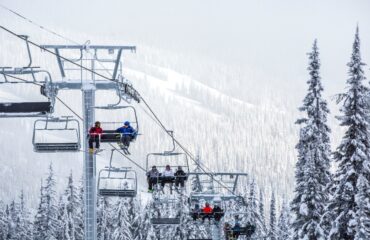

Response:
(0, 0), (370, 94)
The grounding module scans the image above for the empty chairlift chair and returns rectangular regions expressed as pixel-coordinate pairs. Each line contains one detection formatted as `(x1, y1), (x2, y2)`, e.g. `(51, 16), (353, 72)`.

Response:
(32, 116), (81, 152)
(98, 167), (137, 197)
(0, 70), (55, 118)
(150, 198), (181, 225)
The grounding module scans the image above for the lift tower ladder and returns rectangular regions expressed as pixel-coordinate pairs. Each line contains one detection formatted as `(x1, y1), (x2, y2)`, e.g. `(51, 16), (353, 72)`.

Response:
(42, 44), (136, 240)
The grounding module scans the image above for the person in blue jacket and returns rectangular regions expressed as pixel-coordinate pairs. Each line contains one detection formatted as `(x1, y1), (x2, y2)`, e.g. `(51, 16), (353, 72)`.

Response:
(116, 121), (137, 150)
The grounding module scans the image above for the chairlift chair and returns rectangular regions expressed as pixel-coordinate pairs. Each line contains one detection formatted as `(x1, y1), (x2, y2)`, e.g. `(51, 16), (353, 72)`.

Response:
(97, 149), (138, 198)
(97, 167), (137, 198)
(0, 38), (56, 118)
(32, 116), (81, 152)
(150, 197), (182, 225)
(93, 105), (139, 143)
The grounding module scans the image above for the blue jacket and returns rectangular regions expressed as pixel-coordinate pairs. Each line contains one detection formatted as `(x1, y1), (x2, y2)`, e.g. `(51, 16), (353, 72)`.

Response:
(116, 125), (137, 137)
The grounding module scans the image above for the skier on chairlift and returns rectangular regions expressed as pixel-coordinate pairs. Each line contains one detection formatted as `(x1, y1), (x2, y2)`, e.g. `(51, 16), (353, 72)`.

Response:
(202, 202), (213, 221)
(174, 166), (187, 190)
(146, 165), (160, 193)
(116, 121), (137, 154)
(161, 165), (175, 193)
(89, 121), (103, 153)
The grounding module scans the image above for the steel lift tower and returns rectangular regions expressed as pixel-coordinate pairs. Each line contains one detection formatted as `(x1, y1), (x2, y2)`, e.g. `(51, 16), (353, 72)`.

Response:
(42, 44), (137, 240)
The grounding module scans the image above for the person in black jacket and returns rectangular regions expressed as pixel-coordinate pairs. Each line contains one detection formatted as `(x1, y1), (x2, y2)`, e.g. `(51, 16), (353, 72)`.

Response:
(174, 166), (187, 188)
(212, 205), (223, 221)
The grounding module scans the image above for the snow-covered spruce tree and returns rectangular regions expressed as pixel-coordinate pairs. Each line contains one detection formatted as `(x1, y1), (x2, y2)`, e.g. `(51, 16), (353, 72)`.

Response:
(328, 27), (370, 240)
(354, 174), (370, 239)
(77, 177), (84, 239)
(34, 179), (46, 239)
(268, 191), (277, 240)
(246, 179), (264, 237)
(127, 198), (145, 240)
(0, 201), (8, 239)
(57, 172), (84, 240)
(277, 199), (290, 240)
(34, 164), (59, 240)
(291, 39), (331, 240)
(97, 197), (113, 240)
(259, 189), (267, 236)
(6, 200), (17, 239)
(111, 199), (133, 240)
(12, 190), (33, 240)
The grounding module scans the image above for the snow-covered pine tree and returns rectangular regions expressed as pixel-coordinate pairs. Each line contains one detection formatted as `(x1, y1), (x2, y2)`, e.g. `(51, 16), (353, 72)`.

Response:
(268, 191), (277, 240)
(111, 198), (133, 240)
(59, 172), (84, 240)
(247, 179), (264, 237)
(127, 198), (144, 240)
(12, 190), (33, 240)
(0, 201), (8, 239)
(7, 200), (17, 239)
(77, 177), (84, 239)
(34, 164), (59, 240)
(97, 197), (113, 240)
(277, 199), (290, 240)
(328, 27), (370, 240)
(43, 163), (59, 240)
(291, 39), (331, 240)
(34, 179), (46, 240)
(354, 174), (370, 239)
(259, 189), (267, 236)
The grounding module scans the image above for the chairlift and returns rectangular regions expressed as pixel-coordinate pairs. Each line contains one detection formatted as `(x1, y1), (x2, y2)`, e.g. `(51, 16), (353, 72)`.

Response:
(150, 197), (181, 225)
(97, 149), (138, 197)
(146, 131), (190, 190)
(0, 38), (56, 118)
(93, 105), (139, 143)
(188, 172), (248, 203)
(32, 116), (81, 152)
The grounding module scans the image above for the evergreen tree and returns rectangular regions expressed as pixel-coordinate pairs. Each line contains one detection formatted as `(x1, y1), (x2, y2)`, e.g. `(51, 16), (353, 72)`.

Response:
(0, 201), (8, 239)
(328, 27), (370, 240)
(97, 197), (113, 240)
(34, 179), (46, 240)
(277, 199), (290, 240)
(77, 177), (84, 239)
(13, 190), (33, 240)
(354, 175), (370, 239)
(291, 39), (331, 240)
(7, 200), (17, 239)
(58, 172), (84, 240)
(247, 179), (264, 237)
(34, 164), (59, 240)
(269, 191), (277, 240)
(259, 189), (267, 236)
(111, 199), (133, 240)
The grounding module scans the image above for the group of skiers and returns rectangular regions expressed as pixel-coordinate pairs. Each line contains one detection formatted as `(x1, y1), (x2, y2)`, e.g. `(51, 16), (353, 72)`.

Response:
(146, 165), (187, 193)
(88, 120), (137, 154)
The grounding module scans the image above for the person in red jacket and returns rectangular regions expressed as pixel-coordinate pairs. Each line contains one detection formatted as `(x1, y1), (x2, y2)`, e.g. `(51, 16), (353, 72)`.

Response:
(202, 202), (213, 221)
(202, 202), (213, 213)
(89, 121), (103, 151)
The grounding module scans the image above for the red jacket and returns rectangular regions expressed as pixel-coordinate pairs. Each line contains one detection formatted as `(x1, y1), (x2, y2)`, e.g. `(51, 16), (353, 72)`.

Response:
(89, 127), (103, 136)
(202, 206), (213, 214)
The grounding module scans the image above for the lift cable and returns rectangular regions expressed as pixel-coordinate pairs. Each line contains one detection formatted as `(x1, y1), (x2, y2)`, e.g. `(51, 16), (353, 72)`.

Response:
(2, 30), (290, 239)
(0, 15), (289, 237)
(1, 72), (146, 172)
(0, 25), (247, 203)
(0, 3), (80, 45)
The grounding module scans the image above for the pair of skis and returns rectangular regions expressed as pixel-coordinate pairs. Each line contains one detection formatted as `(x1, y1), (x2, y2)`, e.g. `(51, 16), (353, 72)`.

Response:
(83, 143), (130, 155)
(118, 142), (131, 155)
